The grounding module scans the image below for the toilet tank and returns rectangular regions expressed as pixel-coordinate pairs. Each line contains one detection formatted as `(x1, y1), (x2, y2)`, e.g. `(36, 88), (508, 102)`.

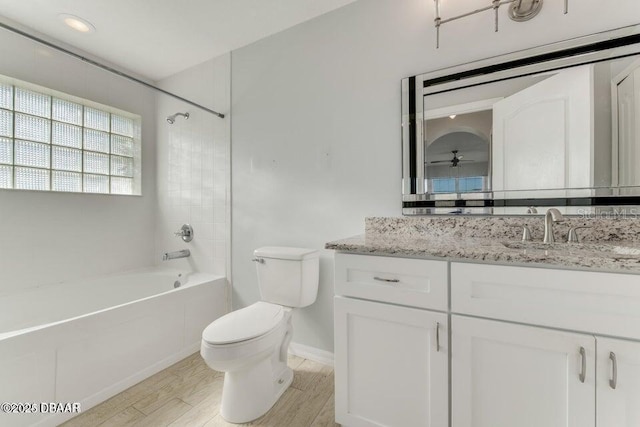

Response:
(253, 247), (319, 308)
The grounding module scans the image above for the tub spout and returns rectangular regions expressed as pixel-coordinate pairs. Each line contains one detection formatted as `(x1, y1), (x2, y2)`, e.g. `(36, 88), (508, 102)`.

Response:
(163, 249), (191, 261)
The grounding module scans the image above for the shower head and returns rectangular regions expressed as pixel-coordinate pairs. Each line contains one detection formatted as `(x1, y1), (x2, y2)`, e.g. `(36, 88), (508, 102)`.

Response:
(166, 112), (189, 124)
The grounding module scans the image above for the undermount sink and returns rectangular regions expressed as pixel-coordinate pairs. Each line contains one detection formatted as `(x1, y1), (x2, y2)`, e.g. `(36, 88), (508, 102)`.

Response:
(500, 241), (640, 258)
(611, 246), (640, 256)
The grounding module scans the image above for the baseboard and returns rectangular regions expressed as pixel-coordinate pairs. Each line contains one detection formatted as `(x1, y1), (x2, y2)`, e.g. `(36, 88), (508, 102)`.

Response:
(288, 342), (334, 367)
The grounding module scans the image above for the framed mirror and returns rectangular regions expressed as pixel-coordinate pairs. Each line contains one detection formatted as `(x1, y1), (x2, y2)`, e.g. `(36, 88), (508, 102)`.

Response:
(402, 24), (640, 215)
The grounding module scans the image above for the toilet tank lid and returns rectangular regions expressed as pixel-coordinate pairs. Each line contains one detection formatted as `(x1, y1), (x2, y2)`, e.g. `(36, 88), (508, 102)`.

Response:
(254, 246), (319, 260)
(202, 302), (284, 345)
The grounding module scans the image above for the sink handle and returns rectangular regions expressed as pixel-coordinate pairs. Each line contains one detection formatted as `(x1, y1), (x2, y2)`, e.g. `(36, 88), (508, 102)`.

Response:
(509, 224), (532, 242)
(567, 226), (591, 243)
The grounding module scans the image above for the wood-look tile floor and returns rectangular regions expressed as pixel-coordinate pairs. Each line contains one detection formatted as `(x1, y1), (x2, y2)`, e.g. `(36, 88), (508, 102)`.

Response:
(60, 353), (338, 427)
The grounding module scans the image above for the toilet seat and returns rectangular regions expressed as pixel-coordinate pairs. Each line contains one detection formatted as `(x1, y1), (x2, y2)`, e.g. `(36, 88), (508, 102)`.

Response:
(202, 301), (284, 345)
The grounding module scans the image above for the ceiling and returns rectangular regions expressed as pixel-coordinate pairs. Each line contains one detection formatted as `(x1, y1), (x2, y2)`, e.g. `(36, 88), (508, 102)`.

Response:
(0, 0), (358, 81)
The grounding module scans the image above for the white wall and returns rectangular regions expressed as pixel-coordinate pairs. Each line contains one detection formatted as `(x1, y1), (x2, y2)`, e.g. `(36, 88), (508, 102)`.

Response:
(155, 55), (231, 276)
(0, 27), (157, 293)
(231, 0), (640, 352)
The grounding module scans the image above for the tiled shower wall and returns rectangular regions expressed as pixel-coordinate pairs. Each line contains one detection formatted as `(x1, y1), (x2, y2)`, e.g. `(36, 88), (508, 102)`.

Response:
(155, 54), (230, 276)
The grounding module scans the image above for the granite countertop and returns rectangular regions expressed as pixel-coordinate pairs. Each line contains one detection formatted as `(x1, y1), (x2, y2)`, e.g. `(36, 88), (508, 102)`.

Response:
(325, 234), (640, 274)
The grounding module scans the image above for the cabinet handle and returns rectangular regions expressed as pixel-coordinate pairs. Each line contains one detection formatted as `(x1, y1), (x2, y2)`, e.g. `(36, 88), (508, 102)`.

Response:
(436, 322), (441, 352)
(579, 347), (586, 383)
(610, 352), (617, 390)
(373, 276), (400, 283)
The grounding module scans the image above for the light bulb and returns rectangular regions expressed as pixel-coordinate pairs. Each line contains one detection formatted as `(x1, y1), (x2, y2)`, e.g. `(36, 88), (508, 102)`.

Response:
(59, 14), (95, 33)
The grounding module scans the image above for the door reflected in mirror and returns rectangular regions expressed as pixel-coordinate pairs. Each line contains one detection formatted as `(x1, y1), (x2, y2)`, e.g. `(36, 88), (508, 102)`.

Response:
(402, 26), (640, 214)
(422, 55), (640, 198)
(614, 57), (640, 190)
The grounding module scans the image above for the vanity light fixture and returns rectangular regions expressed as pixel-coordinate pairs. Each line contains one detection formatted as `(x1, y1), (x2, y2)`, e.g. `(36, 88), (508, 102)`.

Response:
(59, 14), (96, 33)
(433, 0), (568, 48)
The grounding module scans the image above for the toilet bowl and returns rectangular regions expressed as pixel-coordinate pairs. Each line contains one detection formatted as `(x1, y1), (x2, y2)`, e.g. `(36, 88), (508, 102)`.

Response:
(201, 302), (293, 423)
(200, 247), (319, 423)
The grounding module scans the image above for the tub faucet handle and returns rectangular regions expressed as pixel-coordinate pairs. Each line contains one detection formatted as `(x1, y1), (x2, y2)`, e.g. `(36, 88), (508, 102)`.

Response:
(174, 224), (194, 243)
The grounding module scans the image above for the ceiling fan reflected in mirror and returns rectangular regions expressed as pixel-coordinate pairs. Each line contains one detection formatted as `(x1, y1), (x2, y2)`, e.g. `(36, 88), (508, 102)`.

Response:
(430, 150), (474, 167)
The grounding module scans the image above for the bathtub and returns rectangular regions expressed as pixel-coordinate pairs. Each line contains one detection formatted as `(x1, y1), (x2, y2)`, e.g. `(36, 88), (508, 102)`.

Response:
(0, 268), (228, 427)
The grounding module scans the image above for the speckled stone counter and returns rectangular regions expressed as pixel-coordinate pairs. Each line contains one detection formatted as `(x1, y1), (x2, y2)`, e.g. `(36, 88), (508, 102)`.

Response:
(364, 216), (640, 243)
(325, 217), (640, 274)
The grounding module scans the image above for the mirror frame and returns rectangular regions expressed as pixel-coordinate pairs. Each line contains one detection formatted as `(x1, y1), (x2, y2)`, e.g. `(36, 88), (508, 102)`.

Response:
(402, 24), (640, 215)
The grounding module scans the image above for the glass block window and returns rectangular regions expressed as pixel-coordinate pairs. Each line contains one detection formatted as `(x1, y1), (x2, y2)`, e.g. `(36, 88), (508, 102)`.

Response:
(0, 164), (12, 188)
(0, 75), (141, 195)
(0, 137), (11, 164)
(0, 83), (13, 110)
(52, 171), (82, 192)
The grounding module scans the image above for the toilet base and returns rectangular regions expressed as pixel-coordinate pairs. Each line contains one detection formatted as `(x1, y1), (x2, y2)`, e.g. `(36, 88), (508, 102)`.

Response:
(220, 358), (293, 424)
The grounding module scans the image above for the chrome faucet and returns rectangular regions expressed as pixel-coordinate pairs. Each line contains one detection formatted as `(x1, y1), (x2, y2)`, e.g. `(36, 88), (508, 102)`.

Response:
(174, 224), (194, 243)
(162, 249), (191, 261)
(543, 208), (564, 244)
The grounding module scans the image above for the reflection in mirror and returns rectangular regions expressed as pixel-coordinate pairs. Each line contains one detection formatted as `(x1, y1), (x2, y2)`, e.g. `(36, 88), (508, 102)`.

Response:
(425, 110), (491, 195)
(422, 57), (640, 197)
(423, 73), (550, 200)
(614, 57), (640, 190)
(402, 25), (640, 215)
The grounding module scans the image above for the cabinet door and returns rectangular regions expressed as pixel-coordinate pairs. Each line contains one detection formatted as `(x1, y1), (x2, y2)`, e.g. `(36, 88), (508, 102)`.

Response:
(597, 338), (640, 427)
(334, 296), (448, 427)
(452, 316), (595, 427)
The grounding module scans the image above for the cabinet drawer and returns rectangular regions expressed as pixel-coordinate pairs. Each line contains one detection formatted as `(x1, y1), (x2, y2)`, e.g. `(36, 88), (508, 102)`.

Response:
(335, 253), (448, 310)
(451, 262), (640, 341)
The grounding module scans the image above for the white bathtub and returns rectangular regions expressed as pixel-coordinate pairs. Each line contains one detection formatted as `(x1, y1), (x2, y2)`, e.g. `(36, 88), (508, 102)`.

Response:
(0, 268), (228, 427)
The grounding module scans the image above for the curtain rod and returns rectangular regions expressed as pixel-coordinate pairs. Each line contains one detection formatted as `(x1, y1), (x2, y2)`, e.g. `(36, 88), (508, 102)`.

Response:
(0, 21), (225, 119)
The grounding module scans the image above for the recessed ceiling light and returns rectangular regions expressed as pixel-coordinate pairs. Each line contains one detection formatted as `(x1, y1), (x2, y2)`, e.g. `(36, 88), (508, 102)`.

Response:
(449, 114), (456, 119)
(59, 14), (95, 33)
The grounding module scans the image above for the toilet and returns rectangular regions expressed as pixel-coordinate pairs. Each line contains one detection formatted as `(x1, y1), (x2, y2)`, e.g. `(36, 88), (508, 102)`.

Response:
(200, 246), (319, 423)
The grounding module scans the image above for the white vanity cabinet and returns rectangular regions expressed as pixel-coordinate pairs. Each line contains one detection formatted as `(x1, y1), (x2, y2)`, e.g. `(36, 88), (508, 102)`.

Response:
(450, 262), (640, 427)
(333, 253), (449, 427)
(451, 316), (595, 427)
(333, 252), (640, 427)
